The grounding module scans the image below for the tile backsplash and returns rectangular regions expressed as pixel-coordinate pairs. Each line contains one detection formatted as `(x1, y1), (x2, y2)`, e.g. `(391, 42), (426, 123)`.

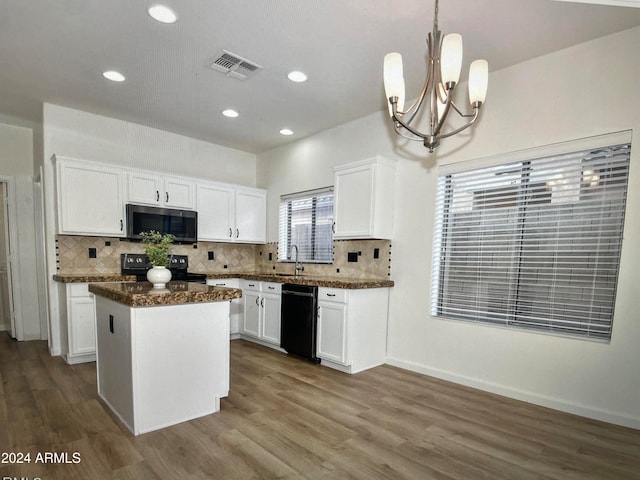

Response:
(56, 236), (392, 279)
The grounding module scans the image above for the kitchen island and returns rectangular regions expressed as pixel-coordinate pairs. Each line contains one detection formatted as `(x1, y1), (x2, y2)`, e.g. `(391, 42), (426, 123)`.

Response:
(88, 281), (242, 436)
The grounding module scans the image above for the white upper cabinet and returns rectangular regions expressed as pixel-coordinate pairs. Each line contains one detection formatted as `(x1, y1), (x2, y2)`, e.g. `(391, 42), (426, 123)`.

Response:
(197, 182), (266, 244)
(127, 172), (195, 210)
(235, 188), (266, 243)
(333, 156), (395, 240)
(197, 183), (235, 241)
(55, 156), (125, 236)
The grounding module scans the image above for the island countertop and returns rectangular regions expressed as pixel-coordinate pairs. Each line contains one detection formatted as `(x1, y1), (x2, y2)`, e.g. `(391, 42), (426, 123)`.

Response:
(88, 281), (242, 307)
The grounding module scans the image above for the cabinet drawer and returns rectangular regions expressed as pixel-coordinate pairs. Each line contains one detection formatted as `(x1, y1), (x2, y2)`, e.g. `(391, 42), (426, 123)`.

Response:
(206, 278), (240, 288)
(240, 279), (260, 291)
(68, 283), (91, 298)
(318, 287), (346, 303)
(262, 282), (282, 294)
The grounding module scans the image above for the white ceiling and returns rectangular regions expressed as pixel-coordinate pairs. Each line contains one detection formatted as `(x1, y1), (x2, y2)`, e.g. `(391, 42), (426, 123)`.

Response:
(1, 0), (640, 154)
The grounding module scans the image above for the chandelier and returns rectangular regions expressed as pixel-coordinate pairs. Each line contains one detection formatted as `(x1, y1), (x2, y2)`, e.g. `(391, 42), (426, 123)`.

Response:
(383, 0), (488, 153)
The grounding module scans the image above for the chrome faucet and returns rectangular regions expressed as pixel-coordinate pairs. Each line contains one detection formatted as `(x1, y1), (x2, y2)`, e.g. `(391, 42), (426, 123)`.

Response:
(292, 244), (303, 276)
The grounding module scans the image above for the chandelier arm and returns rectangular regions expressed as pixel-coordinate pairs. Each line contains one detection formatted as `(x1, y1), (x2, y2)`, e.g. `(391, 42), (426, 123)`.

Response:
(437, 108), (480, 140)
(392, 110), (428, 140)
(392, 121), (424, 142)
(431, 89), (454, 138)
(403, 67), (432, 120)
(449, 99), (477, 118)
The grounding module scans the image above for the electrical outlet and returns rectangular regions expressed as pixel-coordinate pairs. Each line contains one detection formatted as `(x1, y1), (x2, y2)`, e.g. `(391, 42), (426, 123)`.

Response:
(208, 251), (214, 260)
(105, 241), (111, 247)
(88, 248), (97, 258)
(192, 243), (198, 249)
(348, 252), (358, 262)
(374, 248), (380, 259)
(268, 252), (273, 261)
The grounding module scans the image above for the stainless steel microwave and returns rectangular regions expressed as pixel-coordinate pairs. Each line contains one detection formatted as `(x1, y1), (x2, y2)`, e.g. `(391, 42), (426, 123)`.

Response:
(126, 204), (197, 243)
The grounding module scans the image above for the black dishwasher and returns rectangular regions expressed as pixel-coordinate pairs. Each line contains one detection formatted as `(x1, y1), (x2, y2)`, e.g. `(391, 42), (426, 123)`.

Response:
(280, 284), (320, 363)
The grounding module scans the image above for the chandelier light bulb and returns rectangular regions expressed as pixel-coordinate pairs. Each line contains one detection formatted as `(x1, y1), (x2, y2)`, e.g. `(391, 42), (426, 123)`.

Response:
(440, 33), (463, 86)
(383, 52), (406, 115)
(468, 59), (489, 105)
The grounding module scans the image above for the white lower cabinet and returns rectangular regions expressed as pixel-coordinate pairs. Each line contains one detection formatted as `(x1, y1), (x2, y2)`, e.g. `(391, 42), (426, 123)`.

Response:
(317, 287), (390, 374)
(261, 284), (282, 345)
(239, 280), (282, 348)
(58, 282), (97, 364)
(206, 278), (242, 335)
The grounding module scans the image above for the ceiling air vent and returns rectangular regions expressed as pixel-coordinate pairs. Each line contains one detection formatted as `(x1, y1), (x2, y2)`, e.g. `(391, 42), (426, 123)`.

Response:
(209, 50), (263, 80)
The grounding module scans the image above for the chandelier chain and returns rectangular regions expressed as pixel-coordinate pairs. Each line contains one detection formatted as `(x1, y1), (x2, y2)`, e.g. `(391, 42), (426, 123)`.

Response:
(433, 0), (439, 34)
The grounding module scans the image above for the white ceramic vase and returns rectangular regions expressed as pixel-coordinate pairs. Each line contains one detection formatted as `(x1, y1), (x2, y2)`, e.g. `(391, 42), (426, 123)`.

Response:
(147, 266), (172, 288)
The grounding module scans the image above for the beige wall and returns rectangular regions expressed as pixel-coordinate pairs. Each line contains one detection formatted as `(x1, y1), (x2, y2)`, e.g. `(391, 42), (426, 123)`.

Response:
(257, 27), (640, 429)
(0, 122), (33, 175)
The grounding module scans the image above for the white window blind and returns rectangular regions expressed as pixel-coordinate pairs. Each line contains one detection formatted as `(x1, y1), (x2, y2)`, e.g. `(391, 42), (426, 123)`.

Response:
(431, 142), (631, 340)
(279, 187), (334, 263)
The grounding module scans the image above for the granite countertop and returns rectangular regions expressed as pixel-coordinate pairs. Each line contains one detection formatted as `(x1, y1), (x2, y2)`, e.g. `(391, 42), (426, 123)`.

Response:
(88, 281), (242, 307)
(54, 272), (394, 289)
(54, 274), (137, 283)
(203, 272), (395, 289)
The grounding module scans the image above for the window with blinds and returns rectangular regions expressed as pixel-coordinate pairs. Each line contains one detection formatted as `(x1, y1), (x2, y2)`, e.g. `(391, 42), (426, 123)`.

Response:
(431, 141), (631, 340)
(279, 187), (334, 263)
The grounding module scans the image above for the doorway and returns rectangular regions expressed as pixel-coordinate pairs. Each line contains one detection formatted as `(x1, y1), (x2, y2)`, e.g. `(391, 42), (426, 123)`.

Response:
(0, 181), (15, 338)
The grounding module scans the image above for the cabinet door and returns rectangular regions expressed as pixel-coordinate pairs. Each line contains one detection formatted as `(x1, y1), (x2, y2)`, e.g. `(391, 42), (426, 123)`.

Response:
(333, 163), (374, 238)
(68, 296), (97, 355)
(261, 293), (281, 345)
(95, 299), (134, 428)
(164, 177), (195, 209)
(128, 172), (162, 206)
(57, 159), (125, 236)
(197, 183), (235, 241)
(242, 290), (261, 337)
(317, 301), (348, 365)
(235, 189), (266, 243)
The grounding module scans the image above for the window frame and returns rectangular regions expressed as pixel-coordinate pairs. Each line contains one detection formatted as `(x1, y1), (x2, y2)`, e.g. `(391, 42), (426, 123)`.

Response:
(279, 186), (334, 264)
(431, 132), (632, 341)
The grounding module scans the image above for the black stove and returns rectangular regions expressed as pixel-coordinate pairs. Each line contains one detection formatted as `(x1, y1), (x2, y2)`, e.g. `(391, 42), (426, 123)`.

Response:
(120, 253), (207, 284)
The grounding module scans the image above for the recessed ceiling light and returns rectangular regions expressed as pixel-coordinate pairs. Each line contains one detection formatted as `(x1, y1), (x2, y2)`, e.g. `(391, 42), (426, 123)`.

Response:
(103, 70), (126, 82)
(287, 71), (308, 83)
(222, 109), (239, 118)
(280, 129), (294, 136)
(148, 5), (178, 23)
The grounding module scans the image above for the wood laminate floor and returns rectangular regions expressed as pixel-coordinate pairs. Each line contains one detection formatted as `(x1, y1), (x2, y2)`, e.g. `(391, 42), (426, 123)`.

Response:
(1, 333), (640, 479)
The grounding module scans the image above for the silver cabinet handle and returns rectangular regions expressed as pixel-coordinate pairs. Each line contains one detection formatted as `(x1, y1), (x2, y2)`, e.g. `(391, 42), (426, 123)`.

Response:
(268, 286), (275, 290)
(120, 219), (123, 231)
(326, 293), (336, 297)
(236, 228), (239, 238)
(255, 297), (259, 306)
(166, 191), (169, 203)
(229, 228), (232, 238)
(260, 298), (264, 307)
(156, 190), (160, 202)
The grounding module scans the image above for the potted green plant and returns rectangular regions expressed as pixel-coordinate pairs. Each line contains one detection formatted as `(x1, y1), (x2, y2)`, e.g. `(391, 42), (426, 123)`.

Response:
(140, 230), (175, 288)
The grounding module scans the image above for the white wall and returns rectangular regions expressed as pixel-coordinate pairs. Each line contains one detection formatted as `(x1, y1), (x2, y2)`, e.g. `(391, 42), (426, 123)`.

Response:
(0, 122), (43, 340)
(42, 104), (258, 355)
(258, 27), (640, 429)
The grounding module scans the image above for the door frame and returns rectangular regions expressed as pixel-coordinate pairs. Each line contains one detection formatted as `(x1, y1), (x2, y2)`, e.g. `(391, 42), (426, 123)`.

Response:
(0, 176), (23, 340)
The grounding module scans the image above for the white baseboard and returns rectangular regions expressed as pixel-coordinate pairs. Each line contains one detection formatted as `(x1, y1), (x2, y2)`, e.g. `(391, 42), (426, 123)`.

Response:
(385, 356), (640, 431)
